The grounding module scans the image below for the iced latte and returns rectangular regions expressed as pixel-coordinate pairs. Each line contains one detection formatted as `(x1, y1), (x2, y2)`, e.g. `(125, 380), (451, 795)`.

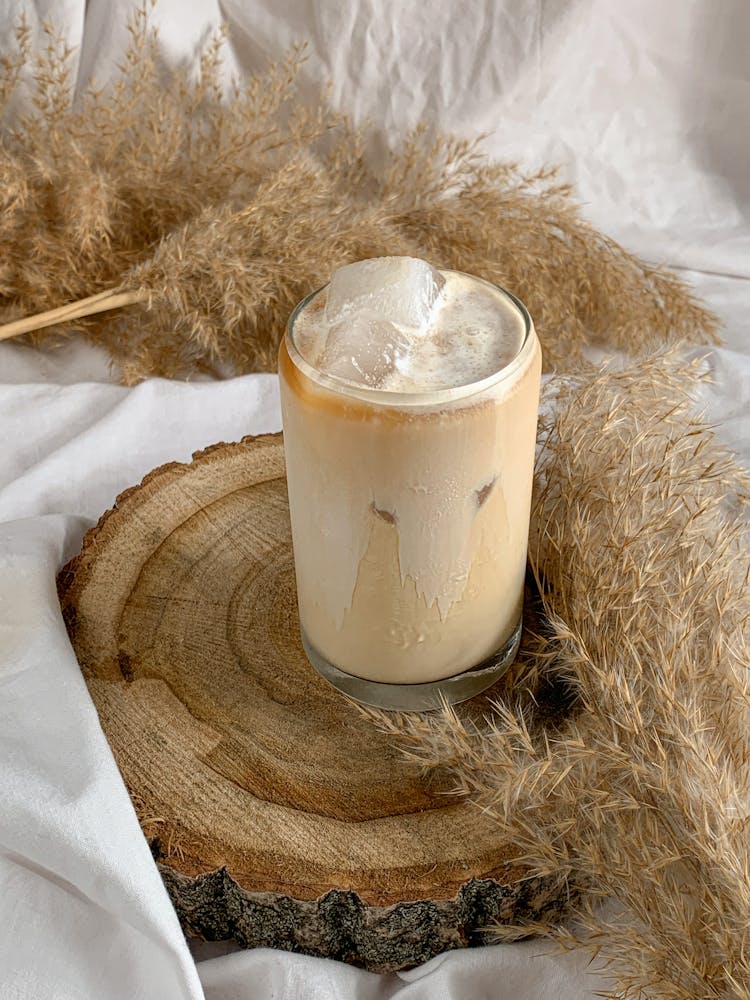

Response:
(279, 257), (541, 710)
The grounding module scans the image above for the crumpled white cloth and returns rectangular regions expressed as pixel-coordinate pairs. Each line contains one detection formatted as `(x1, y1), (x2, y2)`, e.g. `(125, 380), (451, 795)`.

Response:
(1, 1), (750, 997)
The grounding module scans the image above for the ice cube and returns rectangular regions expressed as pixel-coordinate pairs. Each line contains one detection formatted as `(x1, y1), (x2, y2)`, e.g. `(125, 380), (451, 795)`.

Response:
(325, 257), (445, 330)
(320, 317), (410, 387)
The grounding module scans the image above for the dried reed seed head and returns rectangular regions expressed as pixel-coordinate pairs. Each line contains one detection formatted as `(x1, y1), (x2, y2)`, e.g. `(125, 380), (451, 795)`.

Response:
(0, 4), (719, 380)
(367, 349), (750, 999)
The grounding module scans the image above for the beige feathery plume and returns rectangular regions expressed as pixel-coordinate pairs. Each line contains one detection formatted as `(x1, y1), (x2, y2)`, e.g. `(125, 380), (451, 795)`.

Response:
(367, 351), (750, 999)
(0, 6), (719, 380)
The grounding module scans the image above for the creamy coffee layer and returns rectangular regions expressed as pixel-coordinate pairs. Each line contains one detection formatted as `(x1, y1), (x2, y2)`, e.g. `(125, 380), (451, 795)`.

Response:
(293, 264), (527, 392)
(280, 260), (541, 685)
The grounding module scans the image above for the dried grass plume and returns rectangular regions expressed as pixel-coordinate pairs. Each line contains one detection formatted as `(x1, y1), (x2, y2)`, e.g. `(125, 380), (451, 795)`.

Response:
(0, 4), (719, 380)
(368, 351), (750, 999)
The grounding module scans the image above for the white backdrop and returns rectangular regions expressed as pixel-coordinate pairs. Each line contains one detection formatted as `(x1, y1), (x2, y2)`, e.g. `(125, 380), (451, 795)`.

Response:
(1, 2), (749, 998)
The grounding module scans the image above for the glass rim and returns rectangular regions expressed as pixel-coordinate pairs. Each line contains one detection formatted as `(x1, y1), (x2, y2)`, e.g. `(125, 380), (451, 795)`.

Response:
(285, 268), (535, 407)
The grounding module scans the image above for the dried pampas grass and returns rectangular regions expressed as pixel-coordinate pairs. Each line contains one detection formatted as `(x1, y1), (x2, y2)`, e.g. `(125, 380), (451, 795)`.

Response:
(369, 350), (750, 998)
(0, 4), (718, 380)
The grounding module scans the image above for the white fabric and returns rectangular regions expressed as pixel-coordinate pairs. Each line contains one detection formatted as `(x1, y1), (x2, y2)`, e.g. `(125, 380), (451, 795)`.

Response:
(1, 1), (749, 998)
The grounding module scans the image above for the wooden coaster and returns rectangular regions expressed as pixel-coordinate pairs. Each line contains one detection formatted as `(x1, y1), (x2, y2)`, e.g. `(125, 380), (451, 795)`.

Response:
(57, 433), (568, 971)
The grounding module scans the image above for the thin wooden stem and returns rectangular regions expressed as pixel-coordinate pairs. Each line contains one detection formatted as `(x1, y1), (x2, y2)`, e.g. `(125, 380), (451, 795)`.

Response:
(0, 288), (149, 342)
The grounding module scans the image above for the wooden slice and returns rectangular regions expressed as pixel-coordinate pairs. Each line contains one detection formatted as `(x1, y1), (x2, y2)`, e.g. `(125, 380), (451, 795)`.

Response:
(57, 433), (568, 971)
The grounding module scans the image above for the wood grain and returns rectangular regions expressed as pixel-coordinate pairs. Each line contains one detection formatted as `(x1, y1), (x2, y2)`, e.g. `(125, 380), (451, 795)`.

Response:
(57, 433), (569, 969)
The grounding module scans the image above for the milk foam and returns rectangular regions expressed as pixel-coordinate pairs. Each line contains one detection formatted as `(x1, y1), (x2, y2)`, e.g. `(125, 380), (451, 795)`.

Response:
(293, 269), (527, 392)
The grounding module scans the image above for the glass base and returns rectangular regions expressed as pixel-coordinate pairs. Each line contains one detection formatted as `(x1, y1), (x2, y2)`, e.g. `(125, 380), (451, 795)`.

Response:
(301, 620), (522, 712)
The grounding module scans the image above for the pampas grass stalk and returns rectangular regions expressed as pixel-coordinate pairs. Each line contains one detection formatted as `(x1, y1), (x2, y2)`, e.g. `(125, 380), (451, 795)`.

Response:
(0, 288), (147, 340)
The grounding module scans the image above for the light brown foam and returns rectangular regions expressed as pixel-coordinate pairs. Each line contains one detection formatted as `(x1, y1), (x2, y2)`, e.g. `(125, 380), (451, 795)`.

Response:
(293, 269), (527, 392)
